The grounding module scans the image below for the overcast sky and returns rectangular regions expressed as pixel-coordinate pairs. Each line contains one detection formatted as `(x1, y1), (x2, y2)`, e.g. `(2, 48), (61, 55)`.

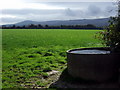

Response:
(0, 0), (117, 25)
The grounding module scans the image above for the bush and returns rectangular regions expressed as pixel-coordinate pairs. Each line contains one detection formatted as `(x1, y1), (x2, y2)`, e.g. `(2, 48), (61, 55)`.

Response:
(96, 1), (120, 53)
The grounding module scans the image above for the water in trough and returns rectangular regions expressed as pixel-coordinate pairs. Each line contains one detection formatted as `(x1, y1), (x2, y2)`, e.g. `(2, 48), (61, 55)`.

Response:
(70, 49), (110, 54)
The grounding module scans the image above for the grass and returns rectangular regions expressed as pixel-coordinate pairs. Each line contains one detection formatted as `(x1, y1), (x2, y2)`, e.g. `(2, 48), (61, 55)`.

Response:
(2, 29), (102, 50)
(2, 29), (103, 88)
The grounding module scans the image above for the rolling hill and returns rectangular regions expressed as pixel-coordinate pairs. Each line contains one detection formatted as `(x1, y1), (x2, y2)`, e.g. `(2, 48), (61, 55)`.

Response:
(5, 18), (109, 27)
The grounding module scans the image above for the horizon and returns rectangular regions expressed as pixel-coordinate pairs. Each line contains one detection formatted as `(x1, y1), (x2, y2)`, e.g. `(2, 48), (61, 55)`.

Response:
(1, 0), (117, 25)
(2, 17), (109, 26)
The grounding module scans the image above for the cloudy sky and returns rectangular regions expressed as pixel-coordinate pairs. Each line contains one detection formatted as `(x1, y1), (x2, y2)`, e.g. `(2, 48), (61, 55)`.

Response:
(0, 0), (117, 25)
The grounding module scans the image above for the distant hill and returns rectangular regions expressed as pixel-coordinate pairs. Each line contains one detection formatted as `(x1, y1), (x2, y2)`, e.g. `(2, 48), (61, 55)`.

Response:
(5, 18), (109, 27)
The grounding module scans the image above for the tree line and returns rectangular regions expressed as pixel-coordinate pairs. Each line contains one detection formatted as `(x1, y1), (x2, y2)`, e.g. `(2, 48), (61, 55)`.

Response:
(1, 24), (103, 29)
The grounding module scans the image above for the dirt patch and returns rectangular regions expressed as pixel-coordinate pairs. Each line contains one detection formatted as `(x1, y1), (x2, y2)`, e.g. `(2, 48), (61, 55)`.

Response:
(21, 70), (61, 88)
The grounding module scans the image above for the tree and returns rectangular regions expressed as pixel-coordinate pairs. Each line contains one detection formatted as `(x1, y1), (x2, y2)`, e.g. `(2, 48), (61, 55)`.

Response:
(12, 25), (16, 29)
(97, 1), (120, 53)
(38, 24), (43, 29)
(29, 24), (37, 29)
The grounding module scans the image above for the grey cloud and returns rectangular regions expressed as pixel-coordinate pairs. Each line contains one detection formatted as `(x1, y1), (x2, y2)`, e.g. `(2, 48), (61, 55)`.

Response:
(104, 6), (117, 16)
(2, 9), (64, 15)
(65, 8), (76, 16)
(1, 2), (117, 25)
(44, 2), (114, 9)
(87, 5), (101, 16)
(64, 9), (87, 18)
(44, 2), (86, 8)
(1, 10), (65, 24)
(1, 17), (23, 24)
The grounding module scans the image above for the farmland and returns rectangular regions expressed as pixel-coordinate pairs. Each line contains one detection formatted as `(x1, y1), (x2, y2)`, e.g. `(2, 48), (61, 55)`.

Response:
(2, 29), (103, 88)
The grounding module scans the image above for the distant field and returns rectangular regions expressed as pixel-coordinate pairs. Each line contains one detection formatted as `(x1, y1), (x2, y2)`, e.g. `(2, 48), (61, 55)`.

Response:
(3, 29), (102, 50)
(2, 29), (103, 88)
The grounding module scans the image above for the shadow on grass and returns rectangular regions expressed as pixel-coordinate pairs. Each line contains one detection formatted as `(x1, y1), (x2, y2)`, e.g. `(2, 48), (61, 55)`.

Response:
(49, 68), (120, 88)
(49, 68), (97, 88)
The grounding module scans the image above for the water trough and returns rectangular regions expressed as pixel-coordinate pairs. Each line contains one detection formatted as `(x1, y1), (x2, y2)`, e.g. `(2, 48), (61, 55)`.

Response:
(67, 47), (119, 82)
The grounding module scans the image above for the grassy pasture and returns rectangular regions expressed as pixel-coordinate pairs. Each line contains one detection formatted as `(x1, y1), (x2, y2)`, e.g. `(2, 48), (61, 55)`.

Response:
(2, 29), (102, 88)
(2, 29), (102, 50)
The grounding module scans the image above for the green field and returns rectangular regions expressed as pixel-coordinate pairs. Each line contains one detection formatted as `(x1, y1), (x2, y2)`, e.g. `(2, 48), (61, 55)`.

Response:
(2, 29), (103, 88)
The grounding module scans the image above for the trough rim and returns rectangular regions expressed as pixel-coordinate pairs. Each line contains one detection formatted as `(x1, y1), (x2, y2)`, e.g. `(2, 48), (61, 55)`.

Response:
(66, 47), (120, 55)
